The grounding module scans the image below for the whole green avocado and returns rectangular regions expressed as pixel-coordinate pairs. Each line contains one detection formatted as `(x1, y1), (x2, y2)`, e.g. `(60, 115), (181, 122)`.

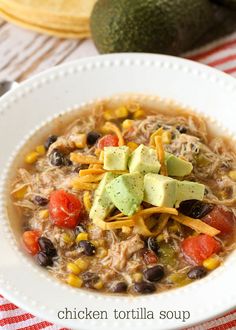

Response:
(90, 0), (236, 55)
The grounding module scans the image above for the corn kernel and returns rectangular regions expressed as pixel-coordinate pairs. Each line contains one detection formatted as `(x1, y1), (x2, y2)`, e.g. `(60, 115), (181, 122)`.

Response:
(162, 131), (172, 144)
(127, 102), (141, 113)
(91, 240), (99, 248)
(156, 234), (165, 242)
(133, 109), (145, 119)
(66, 274), (83, 288)
(67, 262), (81, 275)
(62, 233), (73, 244)
(76, 232), (88, 243)
(74, 134), (87, 149)
(25, 151), (39, 164)
(229, 170), (236, 181)
(122, 119), (134, 130)
(35, 145), (46, 155)
(103, 110), (114, 121)
(13, 186), (28, 199)
(93, 279), (104, 290)
(83, 191), (92, 212)
(94, 149), (101, 157)
(132, 273), (143, 283)
(122, 226), (132, 234)
(39, 209), (49, 219)
(91, 239), (105, 248)
(203, 256), (221, 270)
(99, 151), (104, 162)
(75, 258), (89, 271)
(115, 106), (129, 119)
(127, 141), (138, 151)
(97, 247), (108, 259)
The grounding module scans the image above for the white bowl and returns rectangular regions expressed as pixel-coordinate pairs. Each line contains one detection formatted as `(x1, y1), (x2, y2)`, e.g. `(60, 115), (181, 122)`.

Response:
(0, 54), (236, 330)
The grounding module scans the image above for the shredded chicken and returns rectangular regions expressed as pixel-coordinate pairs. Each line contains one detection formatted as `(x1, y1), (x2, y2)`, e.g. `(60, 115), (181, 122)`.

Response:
(105, 235), (144, 271)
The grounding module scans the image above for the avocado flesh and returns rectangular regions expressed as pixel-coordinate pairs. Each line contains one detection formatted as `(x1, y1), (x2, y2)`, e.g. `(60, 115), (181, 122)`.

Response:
(106, 172), (144, 216)
(176, 181), (205, 207)
(144, 174), (205, 208)
(165, 153), (193, 177)
(91, 0), (236, 55)
(128, 144), (161, 174)
(144, 174), (177, 208)
(103, 146), (130, 171)
(89, 173), (119, 221)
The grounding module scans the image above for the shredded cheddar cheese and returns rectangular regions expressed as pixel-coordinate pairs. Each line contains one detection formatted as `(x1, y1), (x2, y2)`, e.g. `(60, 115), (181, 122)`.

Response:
(73, 174), (104, 183)
(134, 215), (169, 236)
(83, 191), (92, 212)
(71, 181), (98, 191)
(150, 127), (163, 147)
(155, 135), (168, 176)
(172, 214), (220, 236)
(70, 153), (103, 164)
(79, 169), (105, 176)
(93, 218), (135, 230)
(102, 122), (125, 146)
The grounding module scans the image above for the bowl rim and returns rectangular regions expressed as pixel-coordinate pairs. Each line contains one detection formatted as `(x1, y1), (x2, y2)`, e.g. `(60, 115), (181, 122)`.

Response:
(0, 53), (236, 330)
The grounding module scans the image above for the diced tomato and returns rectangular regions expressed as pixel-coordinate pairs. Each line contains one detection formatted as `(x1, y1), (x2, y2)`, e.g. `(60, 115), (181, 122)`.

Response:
(22, 230), (40, 255)
(181, 234), (221, 265)
(97, 134), (119, 150)
(202, 206), (235, 235)
(143, 250), (158, 265)
(49, 190), (82, 229)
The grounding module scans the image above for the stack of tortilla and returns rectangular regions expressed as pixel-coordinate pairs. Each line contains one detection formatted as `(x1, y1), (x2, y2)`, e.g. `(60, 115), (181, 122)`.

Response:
(0, 0), (96, 38)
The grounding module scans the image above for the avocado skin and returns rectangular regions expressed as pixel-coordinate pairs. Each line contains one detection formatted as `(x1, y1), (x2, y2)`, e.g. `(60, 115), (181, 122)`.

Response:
(91, 0), (236, 55)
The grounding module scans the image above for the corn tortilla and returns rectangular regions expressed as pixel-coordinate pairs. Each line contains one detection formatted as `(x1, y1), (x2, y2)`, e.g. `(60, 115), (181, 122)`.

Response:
(0, 8), (90, 38)
(0, 0), (96, 21)
(0, 4), (91, 33)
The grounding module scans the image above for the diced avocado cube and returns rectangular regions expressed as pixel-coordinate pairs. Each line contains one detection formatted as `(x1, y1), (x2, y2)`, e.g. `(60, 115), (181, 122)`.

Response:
(165, 152), (193, 177)
(103, 146), (130, 171)
(128, 144), (161, 174)
(89, 173), (119, 221)
(144, 173), (177, 208)
(175, 180), (205, 207)
(106, 172), (144, 216)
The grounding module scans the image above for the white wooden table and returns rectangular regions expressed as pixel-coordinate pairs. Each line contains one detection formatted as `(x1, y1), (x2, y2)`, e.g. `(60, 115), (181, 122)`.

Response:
(2, 18), (236, 83)
(0, 19), (98, 82)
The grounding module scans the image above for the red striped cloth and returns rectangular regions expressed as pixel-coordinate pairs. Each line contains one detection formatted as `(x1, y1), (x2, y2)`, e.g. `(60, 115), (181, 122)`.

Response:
(185, 31), (236, 76)
(2, 32), (236, 329)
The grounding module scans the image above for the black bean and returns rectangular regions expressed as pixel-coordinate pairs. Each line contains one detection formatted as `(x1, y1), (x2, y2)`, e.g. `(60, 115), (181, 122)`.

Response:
(82, 272), (99, 288)
(64, 158), (73, 166)
(179, 200), (214, 219)
(134, 281), (156, 294)
(147, 237), (160, 254)
(78, 240), (96, 256)
(34, 196), (48, 206)
(111, 282), (128, 293)
(75, 225), (86, 235)
(38, 237), (57, 257)
(49, 149), (65, 166)
(144, 265), (165, 282)
(176, 126), (187, 134)
(187, 266), (207, 280)
(87, 132), (101, 146)
(44, 135), (58, 150)
(36, 252), (53, 267)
